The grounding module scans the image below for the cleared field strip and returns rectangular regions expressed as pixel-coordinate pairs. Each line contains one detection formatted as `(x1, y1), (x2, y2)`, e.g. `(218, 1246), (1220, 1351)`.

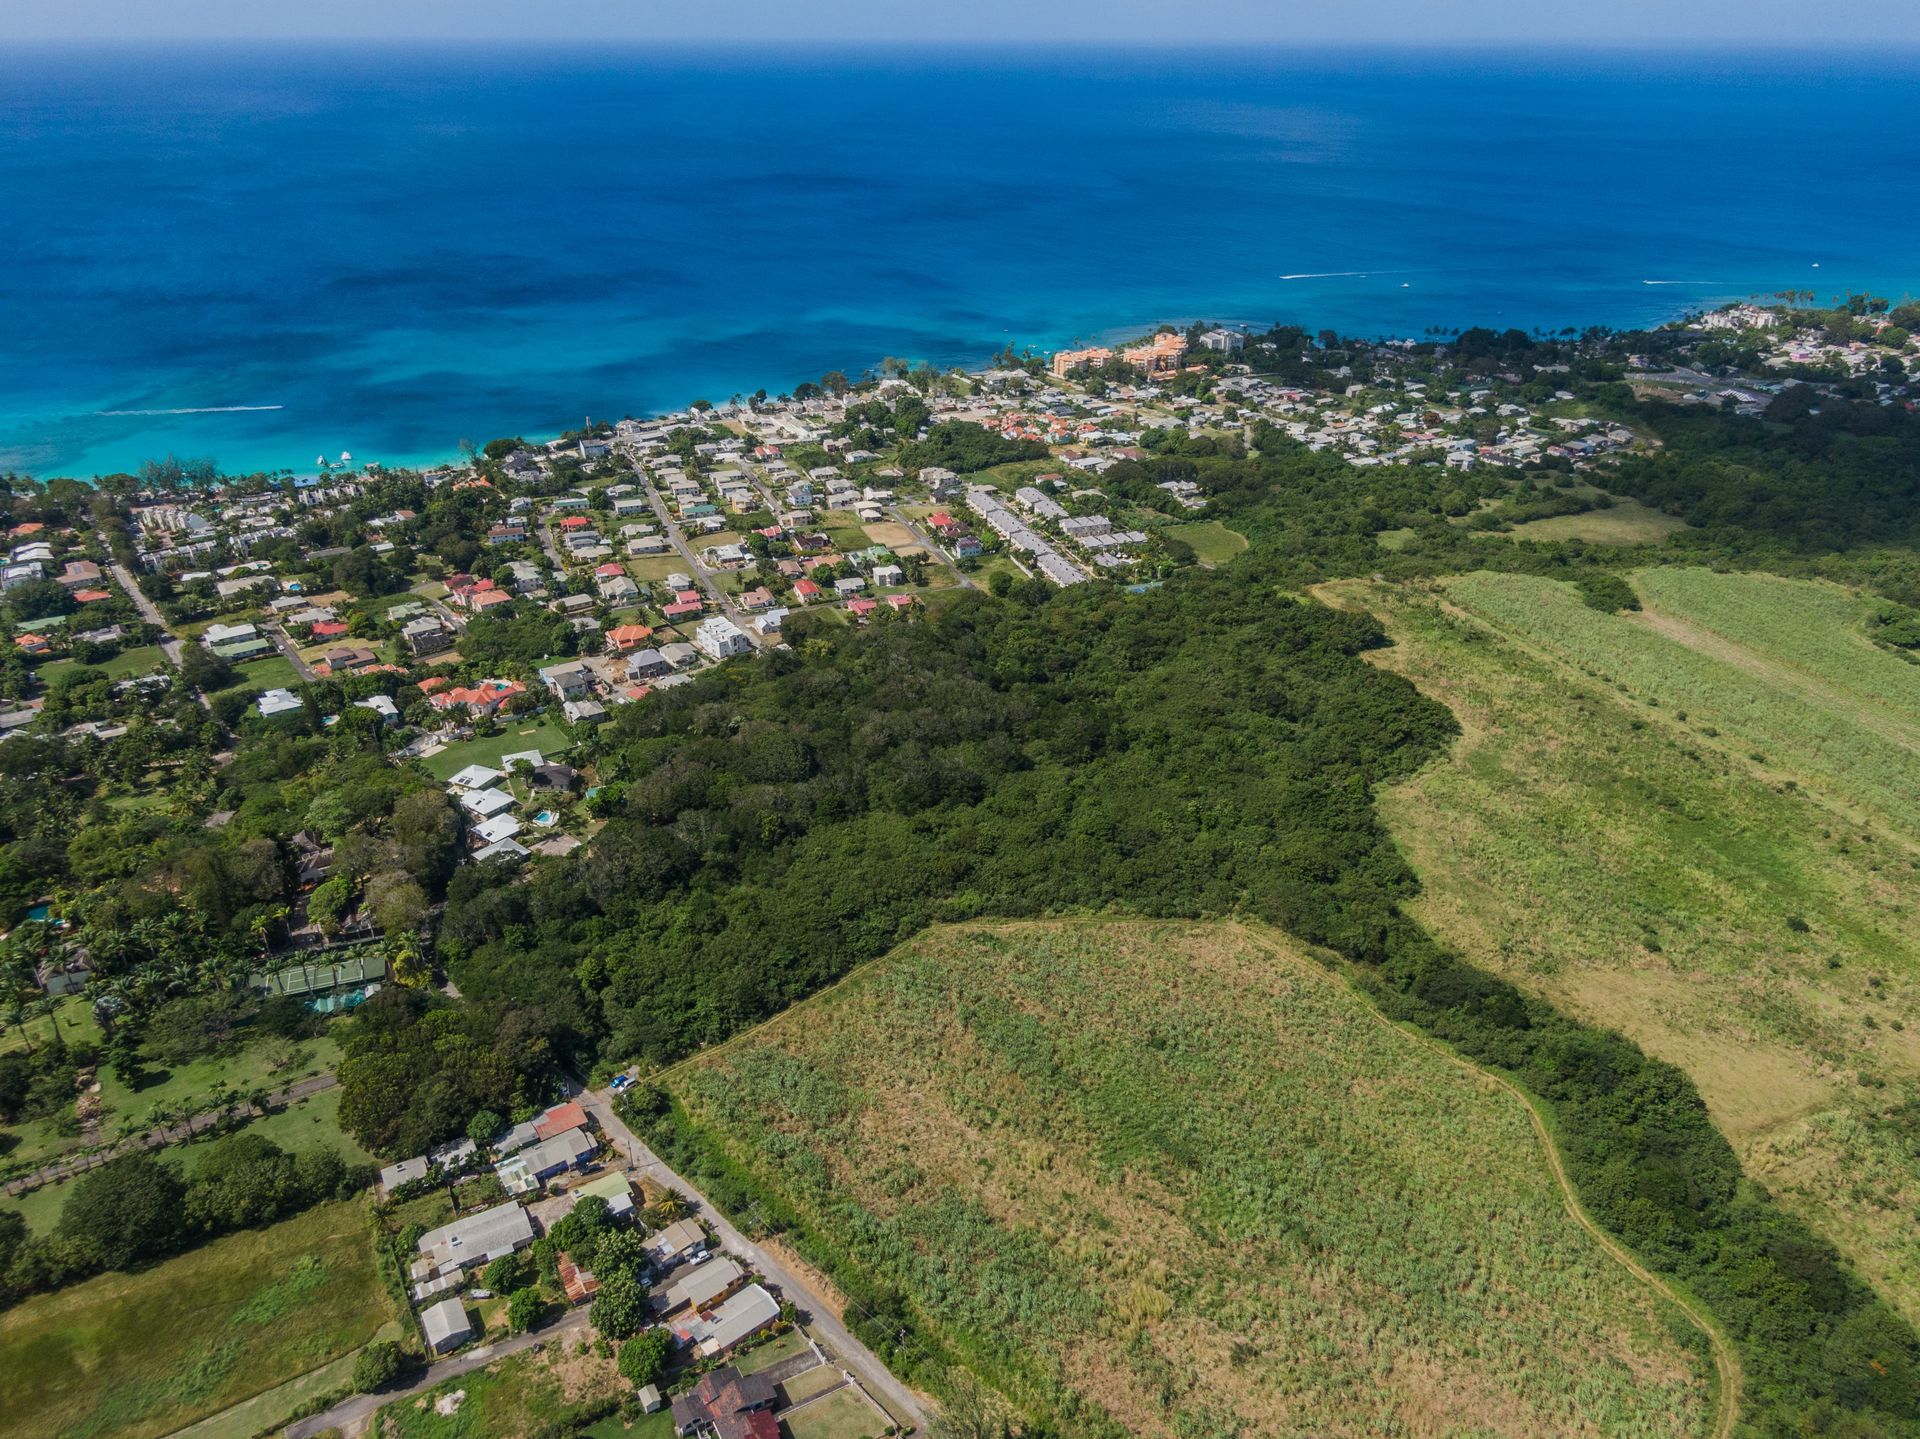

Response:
(1317, 574), (1920, 1332)
(1441, 570), (1920, 837)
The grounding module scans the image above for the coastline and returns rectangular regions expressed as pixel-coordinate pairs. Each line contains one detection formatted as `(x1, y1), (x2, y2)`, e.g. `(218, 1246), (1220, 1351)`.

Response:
(3, 286), (1847, 485)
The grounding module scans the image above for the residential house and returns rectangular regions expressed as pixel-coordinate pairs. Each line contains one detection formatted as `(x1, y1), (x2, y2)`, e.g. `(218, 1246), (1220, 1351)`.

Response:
(420, 1297), (473, 1355)
(647, 1218), (708, 1268)
(416, 1200), (535, 1273)
(539, 662), (595, 699)
(256, 688), (304, 719)
(401, 616), (453, 655)
(691, 1285), (781, 1359)
(663, 1256), (747, 1315)
(669, 1367), (779, 1439)
(494, 1127), (595, 1194)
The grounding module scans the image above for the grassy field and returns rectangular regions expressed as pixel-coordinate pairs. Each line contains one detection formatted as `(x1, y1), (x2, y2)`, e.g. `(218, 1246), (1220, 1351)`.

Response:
(0, 992), (100, 1056)
(418, 721), (574, 781)
(0, 1200), (387, 1439)
(667, 921), (1711, 1439)
(1318, 572), (1920, 1326)
(1507, 498), (1692, 544)
(1440, 569), (1920, 838)
(0, 1030), (344, 1180)
(33, 644), (171, 684)
(377, 1341), (626, 1439)
(1163, 518), (1249, 566)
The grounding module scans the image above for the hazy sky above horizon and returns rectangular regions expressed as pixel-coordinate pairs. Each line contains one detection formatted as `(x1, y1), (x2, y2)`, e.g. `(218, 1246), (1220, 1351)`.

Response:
(0, 0), (1910, 44)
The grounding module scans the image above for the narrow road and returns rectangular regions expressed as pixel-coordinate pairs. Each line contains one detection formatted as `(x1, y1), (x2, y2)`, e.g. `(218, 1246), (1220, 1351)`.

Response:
(109, 560), (212, 712)
(885, 504), (979, 590)
(2, 1073), (338, 1194)
(265, 621), (316, 682)
(572, 1081), (929, 1432)
(632, 467), (767, 645)
(1238, 924), (1742, 1439)
(285, 1309), (591, 1439)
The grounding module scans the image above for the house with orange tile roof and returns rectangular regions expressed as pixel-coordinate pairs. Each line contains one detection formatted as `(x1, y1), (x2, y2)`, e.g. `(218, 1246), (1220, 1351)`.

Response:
(427, 678), (526, 715)
(606, 623), (654, 651)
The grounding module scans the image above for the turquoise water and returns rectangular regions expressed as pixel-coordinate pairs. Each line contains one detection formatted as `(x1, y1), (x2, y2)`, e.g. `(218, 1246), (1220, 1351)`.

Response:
(2, 42), (1917, 479)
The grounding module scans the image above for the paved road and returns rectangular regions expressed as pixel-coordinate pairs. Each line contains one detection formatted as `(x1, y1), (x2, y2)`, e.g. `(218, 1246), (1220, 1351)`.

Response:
(885, 505), (979, 591)
(284, 1309), (592, 1439)
(265, 621), (317, 682)
(631, 465), (768, 645)
(2, 1073), (338, 1195)
(108, 560), (215, 713)
(573, 1082), (929, 1432)
(109, 561), (182, 665)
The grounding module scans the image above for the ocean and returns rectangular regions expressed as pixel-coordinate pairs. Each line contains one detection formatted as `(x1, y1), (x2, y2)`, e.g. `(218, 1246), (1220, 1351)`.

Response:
(2, 42), (1917, 479)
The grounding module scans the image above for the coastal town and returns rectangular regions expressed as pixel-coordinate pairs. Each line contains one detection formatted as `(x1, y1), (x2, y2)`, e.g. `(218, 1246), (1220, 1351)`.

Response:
(0, 292), (1916, 1439)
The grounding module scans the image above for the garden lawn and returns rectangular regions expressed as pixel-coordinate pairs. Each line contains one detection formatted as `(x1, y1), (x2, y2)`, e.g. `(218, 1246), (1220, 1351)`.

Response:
(0, 993), (99, 1056)
(780, 1388), (889, 1439)
(3, 1087), (371, 1236)
(665, 920), (1711, 1439)
(1, 1032), (352, 1196)
(0, 1199), (387, 1439)
(419, 721), (573, 781)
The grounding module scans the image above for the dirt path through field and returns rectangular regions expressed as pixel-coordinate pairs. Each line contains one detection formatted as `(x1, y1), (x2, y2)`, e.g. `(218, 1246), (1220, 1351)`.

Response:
(1632, 607), (1920, 756)
(1236, 923), (1743, 1439)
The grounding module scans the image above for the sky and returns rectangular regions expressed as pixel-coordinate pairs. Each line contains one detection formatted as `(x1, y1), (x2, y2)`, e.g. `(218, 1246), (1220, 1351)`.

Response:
(0, 0), (1910, 45)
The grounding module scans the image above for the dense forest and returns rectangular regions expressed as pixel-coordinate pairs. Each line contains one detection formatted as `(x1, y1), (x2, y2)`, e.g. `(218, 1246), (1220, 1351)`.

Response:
(438, 571), (1449, 1062)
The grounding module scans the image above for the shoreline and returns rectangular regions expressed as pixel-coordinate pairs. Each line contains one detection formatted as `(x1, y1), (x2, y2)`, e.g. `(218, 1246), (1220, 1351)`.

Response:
(8, 288), (1828, 486)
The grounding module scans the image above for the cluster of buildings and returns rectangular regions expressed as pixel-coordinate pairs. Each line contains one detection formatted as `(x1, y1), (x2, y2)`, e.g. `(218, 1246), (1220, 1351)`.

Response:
(964, 487), (1087, 587)
(440, 752), (584, 863)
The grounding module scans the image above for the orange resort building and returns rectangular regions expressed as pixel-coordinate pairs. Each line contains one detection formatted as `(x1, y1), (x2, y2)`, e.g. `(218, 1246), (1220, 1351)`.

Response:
(1122, 331), (1190, 373)
(1050, 345), (1112, 378)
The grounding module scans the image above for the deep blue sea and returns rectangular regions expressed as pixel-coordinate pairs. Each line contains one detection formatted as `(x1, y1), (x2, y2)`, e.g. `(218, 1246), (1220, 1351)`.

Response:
(3, 43), (1918, 479)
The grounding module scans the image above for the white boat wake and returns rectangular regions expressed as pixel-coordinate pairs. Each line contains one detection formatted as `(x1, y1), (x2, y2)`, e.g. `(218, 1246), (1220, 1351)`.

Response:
(96, 404), (284, 416)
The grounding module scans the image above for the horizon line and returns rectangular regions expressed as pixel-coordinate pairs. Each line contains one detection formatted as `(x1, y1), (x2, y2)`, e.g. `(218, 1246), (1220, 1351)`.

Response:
(6, 35), (1920, 50)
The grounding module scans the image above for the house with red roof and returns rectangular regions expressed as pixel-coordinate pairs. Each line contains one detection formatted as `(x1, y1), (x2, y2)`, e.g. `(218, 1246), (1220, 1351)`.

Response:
(793, 579), (822, 604)
(310, 620), (349, 640)
(533, 1100), (587, 1141)
(847, 597), (878, 621)
(72, 589), (112, 604)
(662, 601), (703, 620)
